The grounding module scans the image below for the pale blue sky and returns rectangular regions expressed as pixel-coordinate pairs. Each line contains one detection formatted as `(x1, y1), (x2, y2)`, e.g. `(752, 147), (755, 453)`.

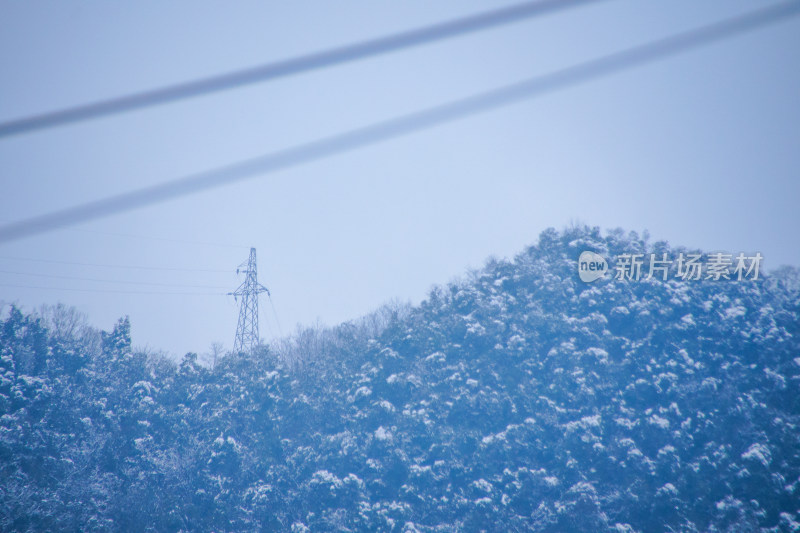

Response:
(1, 1), (798, 356)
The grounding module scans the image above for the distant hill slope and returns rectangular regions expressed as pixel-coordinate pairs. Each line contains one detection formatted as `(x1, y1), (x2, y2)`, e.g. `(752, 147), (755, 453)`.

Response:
(2, 226), (799, 532)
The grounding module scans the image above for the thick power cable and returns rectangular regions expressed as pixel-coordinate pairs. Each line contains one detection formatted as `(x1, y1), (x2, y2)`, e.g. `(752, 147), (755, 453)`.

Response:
(0, 0), (602, 138)
(0, 1), (797, 243)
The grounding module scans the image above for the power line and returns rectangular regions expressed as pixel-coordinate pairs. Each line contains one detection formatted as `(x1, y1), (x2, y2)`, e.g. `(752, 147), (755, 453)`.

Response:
(0, 0), (602, 138)
(0, 1), (797, 244)
(0, 268), (229, 289)
(0, 255), (231, 273)
(269, 295), (284, 338)
(0, 282), (223, 296)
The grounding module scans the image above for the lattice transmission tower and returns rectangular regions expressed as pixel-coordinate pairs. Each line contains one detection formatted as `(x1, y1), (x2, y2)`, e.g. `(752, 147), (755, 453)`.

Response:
(229, 247), (270, 353)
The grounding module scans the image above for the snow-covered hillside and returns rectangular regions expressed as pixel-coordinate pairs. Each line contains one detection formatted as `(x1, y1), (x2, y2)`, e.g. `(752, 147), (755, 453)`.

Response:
(2, 226), (798, 531)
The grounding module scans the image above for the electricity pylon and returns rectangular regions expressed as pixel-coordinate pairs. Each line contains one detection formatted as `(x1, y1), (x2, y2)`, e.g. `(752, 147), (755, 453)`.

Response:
(229, 248), (269, 353)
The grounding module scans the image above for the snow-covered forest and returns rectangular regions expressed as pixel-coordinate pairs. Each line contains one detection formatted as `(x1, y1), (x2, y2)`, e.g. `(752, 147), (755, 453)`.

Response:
(2, 226), (799, 531)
